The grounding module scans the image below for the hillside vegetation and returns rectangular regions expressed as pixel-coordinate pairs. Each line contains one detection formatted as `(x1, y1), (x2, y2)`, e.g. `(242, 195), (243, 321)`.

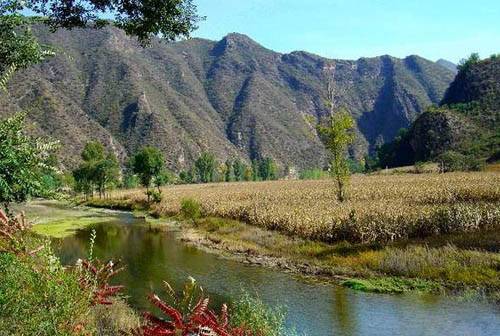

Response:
(373, 55), (499, 168)
(0, 26), (454, 170)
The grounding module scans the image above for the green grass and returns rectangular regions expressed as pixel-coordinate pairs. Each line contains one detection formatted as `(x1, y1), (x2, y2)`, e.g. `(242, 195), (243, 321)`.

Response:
(32, 216), (116, 238)
(342, 277), (439, 294)
(16, 200), (119, 238)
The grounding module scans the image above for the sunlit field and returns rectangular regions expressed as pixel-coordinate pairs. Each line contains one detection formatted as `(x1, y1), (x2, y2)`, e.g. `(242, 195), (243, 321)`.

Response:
(108, 172), (500, 244)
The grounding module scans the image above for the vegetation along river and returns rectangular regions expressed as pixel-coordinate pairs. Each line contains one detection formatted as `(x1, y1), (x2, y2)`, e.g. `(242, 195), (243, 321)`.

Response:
(41, 206), (500, 336)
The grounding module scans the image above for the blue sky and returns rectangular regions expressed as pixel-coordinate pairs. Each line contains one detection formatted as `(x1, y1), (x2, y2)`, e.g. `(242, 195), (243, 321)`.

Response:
(191, 0), (500, 63)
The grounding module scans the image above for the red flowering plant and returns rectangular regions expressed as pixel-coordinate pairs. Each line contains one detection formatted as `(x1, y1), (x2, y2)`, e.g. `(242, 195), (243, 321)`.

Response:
(77, 257), (125, 305)
(138, 277), (256, 336)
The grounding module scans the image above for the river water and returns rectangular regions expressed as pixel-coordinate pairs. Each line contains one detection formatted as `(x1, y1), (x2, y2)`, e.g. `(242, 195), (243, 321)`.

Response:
(52, 211), (500, 336)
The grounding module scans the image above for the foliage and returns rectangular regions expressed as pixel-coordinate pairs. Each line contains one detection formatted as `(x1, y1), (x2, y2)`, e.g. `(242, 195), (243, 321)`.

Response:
(231, 292), (289, 336)
(437, 151), (484, 172)
(2, 0), (202, 46)
(179, 169), (195, 184)
(316, 109), (355, 202)
(0, 112), (59, 210)
(0, 3), (53, 90)
(374, 127), (415, 169)
(78, 258), (125, 305)
(73, 141), (120, 199)
(232, 158), (246, 182)
(131, 146), (165, 201)
(180, 198), (202, 220)
(195, 151), (217, 183)
(140, 278), (253, 336)
(0, 241), (89, 335)
(299, 168), (329, 180)
(258, 157), (278, 181)
(457, 52), (481, 72)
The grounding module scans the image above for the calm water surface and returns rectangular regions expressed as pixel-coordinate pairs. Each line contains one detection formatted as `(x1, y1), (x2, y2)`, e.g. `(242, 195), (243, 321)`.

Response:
(53, 212), (500, 336)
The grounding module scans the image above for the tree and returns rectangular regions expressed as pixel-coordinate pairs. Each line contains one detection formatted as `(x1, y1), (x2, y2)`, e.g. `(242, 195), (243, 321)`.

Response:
(251, 160), (260, 181)
(232, 158), (245, 181)
(131, 146), (164, 201)
(316, 109), (355, 202)
(224, 159), (234, 182)
(258, 158), (278, 181)
(457, 53), (480, 72)
(0, 112), (59, 212)
(195, 152), (216, 183)
(73, 141), (119, 199)
(94, 152), (120, 198)
(0, 4), (53, 90)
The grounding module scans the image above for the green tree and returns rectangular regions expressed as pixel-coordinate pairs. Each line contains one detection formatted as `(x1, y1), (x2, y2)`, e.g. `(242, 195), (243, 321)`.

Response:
(0, 112), (59, 211)
(94, 152), (120, 198)
(131, 146), (164, 201)
(195, 152), (217, 183)
(224, 159), (234, 182)
(258, 158), (278, 181)
(316, 109), (355, 202)
(72, 141), (119, 199)
(232, 158), (245, 181)
(457, 52), (480, 72)
(251, 160), (260, 181)
(243, 166), (253, 181)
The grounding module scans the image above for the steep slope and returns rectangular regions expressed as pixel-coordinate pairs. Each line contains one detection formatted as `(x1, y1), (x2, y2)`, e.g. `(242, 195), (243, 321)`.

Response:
(436, 59), (458, 74)
(408, 56), (499, 161)
(0, 26), (455, 170)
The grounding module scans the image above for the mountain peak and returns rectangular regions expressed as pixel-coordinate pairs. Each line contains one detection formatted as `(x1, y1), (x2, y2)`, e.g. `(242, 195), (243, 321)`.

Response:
(436, 59), (458, 74)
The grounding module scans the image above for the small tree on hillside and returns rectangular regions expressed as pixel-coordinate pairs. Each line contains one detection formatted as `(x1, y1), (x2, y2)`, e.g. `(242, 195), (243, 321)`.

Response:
(0, 112), (59, 212)
(195, 152), (216, 183)
(131, 146), (164, 202)
(317, 109), (355, 202)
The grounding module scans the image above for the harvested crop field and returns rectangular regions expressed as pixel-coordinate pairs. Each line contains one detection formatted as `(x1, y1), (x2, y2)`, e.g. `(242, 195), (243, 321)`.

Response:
(106, 172), (500, 244)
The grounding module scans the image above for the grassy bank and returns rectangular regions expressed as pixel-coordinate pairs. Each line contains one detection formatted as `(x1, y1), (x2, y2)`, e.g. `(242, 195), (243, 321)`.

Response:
(15, 200), (119, 238)
(84, 172), (500, 298)
(1, 208), (295, 336)
(0, 232), (140, 335)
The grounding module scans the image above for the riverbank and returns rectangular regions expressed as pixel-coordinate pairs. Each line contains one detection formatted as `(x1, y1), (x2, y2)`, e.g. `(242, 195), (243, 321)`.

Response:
(84, 197), (500, 300)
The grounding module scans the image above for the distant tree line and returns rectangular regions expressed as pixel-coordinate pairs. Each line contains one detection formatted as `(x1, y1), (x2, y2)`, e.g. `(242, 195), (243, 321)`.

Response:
(178, 152), (278, 184)
(68, 141), (281, 201)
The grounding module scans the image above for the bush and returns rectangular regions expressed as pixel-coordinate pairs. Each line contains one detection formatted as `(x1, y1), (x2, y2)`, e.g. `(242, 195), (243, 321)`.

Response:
(146, 190), (163, 203)
(299, 168), (329, 180)
(231, 292), (291, 336)
(180, 198), (201, 220)
(437, 151), (484, 172)
(0, 246), (89, 335)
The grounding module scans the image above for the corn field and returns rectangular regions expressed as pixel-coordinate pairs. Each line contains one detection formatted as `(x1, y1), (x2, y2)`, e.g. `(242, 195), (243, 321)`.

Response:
(110, 172), (500, 244)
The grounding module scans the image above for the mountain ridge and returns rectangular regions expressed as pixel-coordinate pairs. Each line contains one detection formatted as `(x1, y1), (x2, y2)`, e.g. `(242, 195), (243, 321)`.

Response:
(0, 26), (455, 170)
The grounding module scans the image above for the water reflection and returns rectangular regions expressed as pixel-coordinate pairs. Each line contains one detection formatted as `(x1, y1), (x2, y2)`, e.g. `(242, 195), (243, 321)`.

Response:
(54, 214), (500, 336)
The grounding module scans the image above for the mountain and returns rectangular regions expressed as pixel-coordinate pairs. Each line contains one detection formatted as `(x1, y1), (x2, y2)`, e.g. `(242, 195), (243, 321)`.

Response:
(0, 26), (455, 170)
(436, 59), (458, 74)
(404, 56), (499, 162)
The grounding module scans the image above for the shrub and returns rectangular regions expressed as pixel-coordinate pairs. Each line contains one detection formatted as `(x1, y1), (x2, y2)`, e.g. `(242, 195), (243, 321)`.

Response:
(299, 168), (329, 180)
(231, 292), (291, 336)
(0, 246), (89, 335)
(437, 151), (484, 172)
(146, 190), (163, 203)
(180, 198), (202, 220)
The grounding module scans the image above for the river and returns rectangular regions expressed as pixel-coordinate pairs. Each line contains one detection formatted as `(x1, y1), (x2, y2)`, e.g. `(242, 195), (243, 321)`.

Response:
(49, 209), (500, 336)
